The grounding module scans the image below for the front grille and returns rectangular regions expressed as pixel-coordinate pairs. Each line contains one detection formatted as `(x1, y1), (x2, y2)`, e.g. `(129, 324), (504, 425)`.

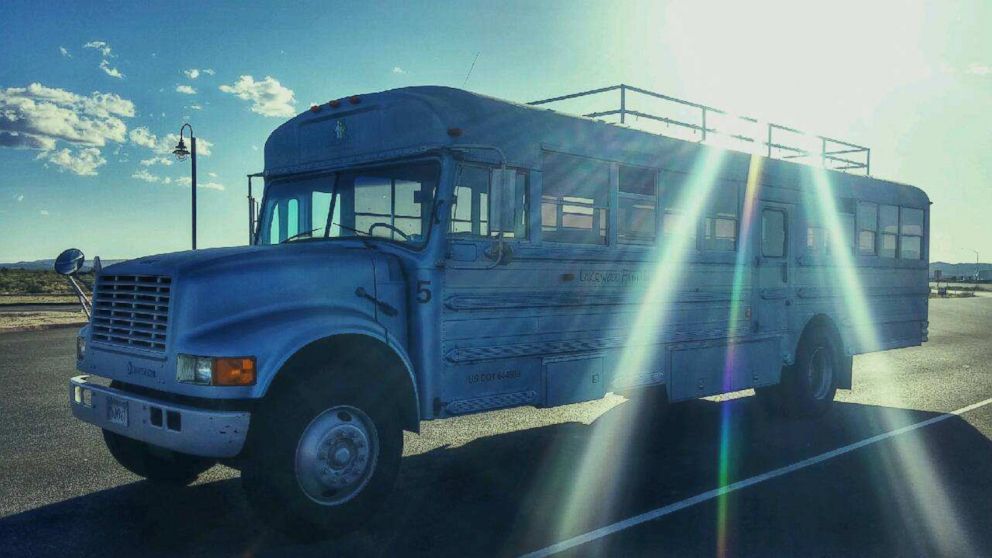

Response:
(91, 274), (172, 352)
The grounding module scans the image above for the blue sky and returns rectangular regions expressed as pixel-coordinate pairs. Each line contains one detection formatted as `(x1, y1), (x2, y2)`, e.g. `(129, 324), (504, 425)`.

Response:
(1, 0), (990, 262)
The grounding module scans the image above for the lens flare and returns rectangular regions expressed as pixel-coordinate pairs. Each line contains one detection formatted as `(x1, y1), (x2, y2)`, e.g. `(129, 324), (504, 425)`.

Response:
(806, 166), (973, 555)
(716, 154), (764, 556)
(549, 148), (728, 541)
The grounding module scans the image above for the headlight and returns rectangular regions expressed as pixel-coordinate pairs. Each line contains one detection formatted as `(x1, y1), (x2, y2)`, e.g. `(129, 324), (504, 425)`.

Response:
(76, 335), (86, 361)
(177, 354), (256, 386)
(177, 354), (213, 385)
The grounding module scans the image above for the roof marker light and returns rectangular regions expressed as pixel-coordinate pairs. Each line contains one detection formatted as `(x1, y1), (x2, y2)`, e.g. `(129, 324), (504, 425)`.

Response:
(447, 127), (463, 137)
(348, 95), (361, 105)
(310, 104), (321, 113)
(329, 99), (341, 108)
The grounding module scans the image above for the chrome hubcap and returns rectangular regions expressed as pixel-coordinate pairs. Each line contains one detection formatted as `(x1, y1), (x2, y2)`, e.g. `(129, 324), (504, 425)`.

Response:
(295, 405), (378, 506)
(807, 346), (834, 400)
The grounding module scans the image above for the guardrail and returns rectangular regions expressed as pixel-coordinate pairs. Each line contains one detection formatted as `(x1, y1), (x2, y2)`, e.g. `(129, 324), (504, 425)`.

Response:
(529, 84), (870, 175)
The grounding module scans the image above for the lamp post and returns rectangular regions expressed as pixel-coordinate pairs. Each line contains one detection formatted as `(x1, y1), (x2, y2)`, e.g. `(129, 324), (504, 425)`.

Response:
(172, 123), (197, 250)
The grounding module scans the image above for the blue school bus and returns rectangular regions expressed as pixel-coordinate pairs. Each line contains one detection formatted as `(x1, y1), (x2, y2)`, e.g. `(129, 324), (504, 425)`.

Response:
(65, 85), (929, 534)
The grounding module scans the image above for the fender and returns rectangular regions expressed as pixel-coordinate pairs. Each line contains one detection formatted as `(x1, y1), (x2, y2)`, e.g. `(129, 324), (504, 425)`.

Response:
(178, 303), (419, 418)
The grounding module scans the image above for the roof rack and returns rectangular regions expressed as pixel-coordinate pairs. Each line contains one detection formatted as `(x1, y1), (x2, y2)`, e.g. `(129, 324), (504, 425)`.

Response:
(529, 84), (870, 175)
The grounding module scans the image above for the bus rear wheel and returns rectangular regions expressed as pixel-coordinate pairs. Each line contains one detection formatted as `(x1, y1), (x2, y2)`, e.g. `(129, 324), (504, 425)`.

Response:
(241, 370), (403, 538)
(759, 327), (838, 418)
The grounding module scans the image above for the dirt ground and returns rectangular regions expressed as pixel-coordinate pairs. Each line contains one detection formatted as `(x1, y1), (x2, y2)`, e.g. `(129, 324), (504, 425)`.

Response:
(0, 311), (87, 333)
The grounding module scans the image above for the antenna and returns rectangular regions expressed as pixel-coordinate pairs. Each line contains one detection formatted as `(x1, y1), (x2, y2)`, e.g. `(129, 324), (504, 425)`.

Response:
(463, 52), (480, 87)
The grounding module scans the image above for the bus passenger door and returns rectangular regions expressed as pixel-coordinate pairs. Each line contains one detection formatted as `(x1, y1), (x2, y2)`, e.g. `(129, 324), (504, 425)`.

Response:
(755, 202), (792, 337)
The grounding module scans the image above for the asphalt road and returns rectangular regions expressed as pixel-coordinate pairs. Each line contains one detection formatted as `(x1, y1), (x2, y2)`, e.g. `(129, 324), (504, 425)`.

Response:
(1, 298), (991, 557)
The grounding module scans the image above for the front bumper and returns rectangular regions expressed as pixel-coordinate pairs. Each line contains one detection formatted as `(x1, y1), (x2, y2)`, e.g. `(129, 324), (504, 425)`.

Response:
(69, 375), (250, 458)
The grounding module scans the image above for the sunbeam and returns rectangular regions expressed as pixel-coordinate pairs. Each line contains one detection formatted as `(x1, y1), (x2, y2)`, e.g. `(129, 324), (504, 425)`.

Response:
(806, 167), (973, 555)
(716, 154), (764, 557)
(550, 147), (728, 541)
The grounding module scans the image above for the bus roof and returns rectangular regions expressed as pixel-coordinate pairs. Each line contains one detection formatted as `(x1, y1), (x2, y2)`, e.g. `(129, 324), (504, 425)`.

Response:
(264, 86), (929, 207)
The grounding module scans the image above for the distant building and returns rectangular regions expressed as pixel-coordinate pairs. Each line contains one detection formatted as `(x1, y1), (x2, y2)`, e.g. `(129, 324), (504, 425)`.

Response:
(978, 269), (992, 282)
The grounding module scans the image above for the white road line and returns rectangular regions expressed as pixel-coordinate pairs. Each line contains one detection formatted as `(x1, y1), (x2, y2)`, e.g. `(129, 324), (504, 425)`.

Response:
(520, 397), (992, 558)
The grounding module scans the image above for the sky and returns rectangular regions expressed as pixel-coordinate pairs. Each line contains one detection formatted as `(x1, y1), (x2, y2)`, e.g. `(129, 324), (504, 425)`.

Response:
(0, 0), (989, 263)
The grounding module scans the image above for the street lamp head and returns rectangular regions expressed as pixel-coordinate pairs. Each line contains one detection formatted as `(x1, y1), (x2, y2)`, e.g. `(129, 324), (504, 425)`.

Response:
(172, 138), (190, 161)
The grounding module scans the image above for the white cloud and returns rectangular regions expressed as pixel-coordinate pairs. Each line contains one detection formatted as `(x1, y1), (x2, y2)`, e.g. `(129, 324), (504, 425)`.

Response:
(83, 41), (123, 79)
(219, 75), (296, 117)
(59, 47), (72, 58)
(127, 127), (159, 149)
(176, 85), (196, 95)
(0, 83), (134, 175)
(967, 63), (991, 76)
(37, 147), (106, 176)
(99, 59), (124, 79)
(16, 194), (24, 202)
(392, 66), (406, 74)
(208, 171), (217, 178)
(183, 68), (215, 79)
(132, 168), (161, 182)
(187, 104), (203, 110)
(40, 209), (50, 216)
(127, 126), (213, 156)
(138, 173), (223, 190)
(139, 156), (173, 166)
(83, 41), (112, 57)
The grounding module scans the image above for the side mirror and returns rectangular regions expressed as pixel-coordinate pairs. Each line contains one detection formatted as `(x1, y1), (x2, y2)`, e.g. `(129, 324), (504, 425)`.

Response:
(54, 248), (91, 318)
(54, 248), (85, 276)
(488, 168), (517, 234)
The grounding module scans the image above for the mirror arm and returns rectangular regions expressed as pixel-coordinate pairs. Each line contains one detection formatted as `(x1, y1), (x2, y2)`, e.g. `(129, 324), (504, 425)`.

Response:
(66, 275), (92, 319)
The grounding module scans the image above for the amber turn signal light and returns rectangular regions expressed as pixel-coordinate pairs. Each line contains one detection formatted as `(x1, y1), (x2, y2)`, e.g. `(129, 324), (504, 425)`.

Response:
(213, 357), (256, 386)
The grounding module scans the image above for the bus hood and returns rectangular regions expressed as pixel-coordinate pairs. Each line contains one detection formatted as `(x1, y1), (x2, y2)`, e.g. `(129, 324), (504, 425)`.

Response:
(81, 242), (383, 395)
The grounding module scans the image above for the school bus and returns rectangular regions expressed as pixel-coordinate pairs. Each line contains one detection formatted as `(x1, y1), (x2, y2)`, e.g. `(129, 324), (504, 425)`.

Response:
(65, 85), (929, 535)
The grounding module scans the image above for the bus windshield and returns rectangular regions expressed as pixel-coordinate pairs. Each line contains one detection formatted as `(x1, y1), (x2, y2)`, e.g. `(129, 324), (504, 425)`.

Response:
(258, 161), (439, 247)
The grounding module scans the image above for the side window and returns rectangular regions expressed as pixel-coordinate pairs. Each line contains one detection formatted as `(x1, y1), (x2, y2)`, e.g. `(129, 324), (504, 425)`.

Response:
(618, 165), (657, 244)
(806, 225), (827, 255)
(836, 212), (855, 255)
(269, 204), (282, 243)
(494, 171), (528, 239)
(448, 165), (528, 239)
(879, 204), (898, 258)
(541, 152), (609, 245)
(660, 172), (696, 242)
(762, 209), (787, 257)
(900, 207), (924, 260)
(857, 201), (878, 256)
(286, 198), (299, 239)
(701, 181), (739, 251)
(449, 165), (487, 236)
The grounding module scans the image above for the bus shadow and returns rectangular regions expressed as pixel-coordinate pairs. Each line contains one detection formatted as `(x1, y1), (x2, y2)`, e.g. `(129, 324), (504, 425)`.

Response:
(2, 396), (990, 557)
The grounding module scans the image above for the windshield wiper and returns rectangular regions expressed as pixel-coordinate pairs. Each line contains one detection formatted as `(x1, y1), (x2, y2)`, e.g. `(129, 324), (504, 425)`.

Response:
(280, 227), (321, 244)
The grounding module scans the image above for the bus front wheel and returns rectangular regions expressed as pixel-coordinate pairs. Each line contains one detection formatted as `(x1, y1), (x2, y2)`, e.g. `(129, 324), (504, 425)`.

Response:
(241, 369), (403, 538)
(758, 327), (839, 418)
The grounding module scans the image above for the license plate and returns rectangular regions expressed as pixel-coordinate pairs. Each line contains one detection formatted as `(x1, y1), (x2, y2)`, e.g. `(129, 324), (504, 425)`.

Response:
(107, 397), (128, 427)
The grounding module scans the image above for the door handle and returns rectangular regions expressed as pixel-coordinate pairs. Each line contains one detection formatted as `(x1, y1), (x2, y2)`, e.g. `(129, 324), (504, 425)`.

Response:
(355, 287), (398, 316)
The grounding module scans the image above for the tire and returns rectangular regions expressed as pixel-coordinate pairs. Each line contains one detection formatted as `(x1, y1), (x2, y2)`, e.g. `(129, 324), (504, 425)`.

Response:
(241, 367), (403, 538)
(771, 326), (839, 418)
(103, 429), (215, 485)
